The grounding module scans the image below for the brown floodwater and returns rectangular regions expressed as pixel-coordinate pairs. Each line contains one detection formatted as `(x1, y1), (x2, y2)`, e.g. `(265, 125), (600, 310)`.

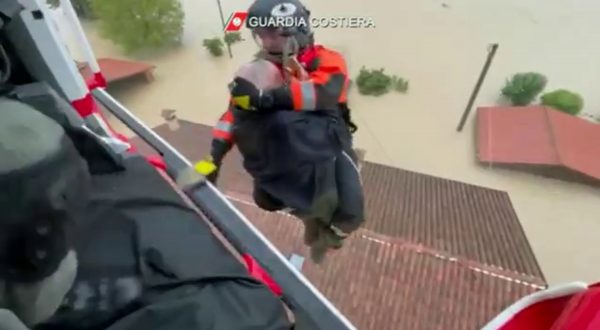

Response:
(51, 0), (600, 285)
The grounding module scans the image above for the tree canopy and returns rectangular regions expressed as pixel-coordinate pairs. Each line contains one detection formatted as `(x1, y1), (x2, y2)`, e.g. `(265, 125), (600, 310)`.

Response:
(92, 0), (185, 54)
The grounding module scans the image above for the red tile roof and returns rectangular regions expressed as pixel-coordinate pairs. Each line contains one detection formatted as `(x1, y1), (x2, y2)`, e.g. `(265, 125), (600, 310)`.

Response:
(477, 106), (600, 184)
(130, 119), (547, 329)
(360, 163), (544, 278)
(79, 58), (155, 83)
(231, 199), (543, 330)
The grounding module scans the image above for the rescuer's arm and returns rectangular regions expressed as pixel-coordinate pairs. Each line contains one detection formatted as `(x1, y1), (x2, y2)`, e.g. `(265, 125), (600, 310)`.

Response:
(194, 105), (235, 183)
(229, 49), (349, 112)
(210, 106), (235, 164)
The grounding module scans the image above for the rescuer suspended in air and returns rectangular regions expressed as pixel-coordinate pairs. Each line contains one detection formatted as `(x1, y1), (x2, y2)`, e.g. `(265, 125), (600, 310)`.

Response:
(195, 0), (365, 263)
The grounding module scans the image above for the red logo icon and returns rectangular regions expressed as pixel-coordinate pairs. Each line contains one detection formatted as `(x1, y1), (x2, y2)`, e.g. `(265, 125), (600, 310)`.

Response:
(224, 12), (248, 31)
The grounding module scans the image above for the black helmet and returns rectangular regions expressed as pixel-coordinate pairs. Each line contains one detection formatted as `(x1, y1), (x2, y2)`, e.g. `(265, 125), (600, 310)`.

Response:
(246, 0), (313, 56)
(0, 99), (91, 283)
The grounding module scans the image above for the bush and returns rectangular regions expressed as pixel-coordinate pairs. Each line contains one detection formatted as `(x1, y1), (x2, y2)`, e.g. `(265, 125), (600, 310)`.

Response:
(93, 0), (184, 54)
(224, 32), (243, 46)
(541, 89), (584, 115)
(355, 67), (409, 96)
(354, 67), (389, 96)
(392, 75), (409, 93)
(203, 38), (224, 57)
(501, 72), (547, 106)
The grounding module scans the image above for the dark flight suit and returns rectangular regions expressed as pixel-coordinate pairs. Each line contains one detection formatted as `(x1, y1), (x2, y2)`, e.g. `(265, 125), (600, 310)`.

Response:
(210, 45), (364, 236)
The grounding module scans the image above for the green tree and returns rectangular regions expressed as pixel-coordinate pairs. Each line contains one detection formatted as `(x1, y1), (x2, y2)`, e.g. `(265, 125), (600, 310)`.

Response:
(355, 67), (409, 96)
(46, 0), (96, 19)
(501, 72), (547, 106)
(203, 38), (224, 57)
(541, 89), (584, 115)
(355, 67), (392, 96)
(223, 32), (243, 46)
(92, 0), (185, 54)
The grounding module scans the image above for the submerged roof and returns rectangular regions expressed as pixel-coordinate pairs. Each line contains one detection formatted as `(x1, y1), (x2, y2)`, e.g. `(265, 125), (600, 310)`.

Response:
(477, 106), (600, 184)
(78, 58), (155, 84)
(132, 120), (546, 329)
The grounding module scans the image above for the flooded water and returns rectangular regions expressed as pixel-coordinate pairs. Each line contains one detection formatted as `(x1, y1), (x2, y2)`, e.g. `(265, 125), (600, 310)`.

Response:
(52, 0), (600, 284)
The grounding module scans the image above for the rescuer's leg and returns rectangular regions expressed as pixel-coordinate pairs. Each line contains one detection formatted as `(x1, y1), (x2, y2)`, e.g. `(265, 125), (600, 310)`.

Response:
(290, 162), (342, 264)
(330, 150), (365, 235)
(296, 188), (339, 244)
(253, 183), (286, 212)
(307, 150), (364, 263)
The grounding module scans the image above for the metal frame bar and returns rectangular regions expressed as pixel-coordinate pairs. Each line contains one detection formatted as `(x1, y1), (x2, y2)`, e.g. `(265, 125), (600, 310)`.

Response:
(12, 0), (89, 102)
(92, 88), (356, 330)
(216, 0), (233, 58)
(456, 43), (499, 132)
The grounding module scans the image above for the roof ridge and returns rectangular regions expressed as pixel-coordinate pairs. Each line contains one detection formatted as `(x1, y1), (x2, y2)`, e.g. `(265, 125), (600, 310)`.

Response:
(356, 228), (547, 290)
(224, 191), (547, 291)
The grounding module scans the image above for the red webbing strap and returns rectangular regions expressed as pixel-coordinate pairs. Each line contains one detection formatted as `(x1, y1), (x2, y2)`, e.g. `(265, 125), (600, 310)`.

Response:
(71, 92), (167, 170)
(242, 253), (283, 297)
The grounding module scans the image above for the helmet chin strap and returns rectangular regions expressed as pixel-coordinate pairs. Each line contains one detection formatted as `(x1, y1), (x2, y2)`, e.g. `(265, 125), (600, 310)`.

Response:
(280, 37), (299, 83)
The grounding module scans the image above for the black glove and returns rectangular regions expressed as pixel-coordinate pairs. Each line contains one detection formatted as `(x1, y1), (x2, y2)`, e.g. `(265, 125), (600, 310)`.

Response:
(229, 77), (270, 111)
(205, 163), (220, 184)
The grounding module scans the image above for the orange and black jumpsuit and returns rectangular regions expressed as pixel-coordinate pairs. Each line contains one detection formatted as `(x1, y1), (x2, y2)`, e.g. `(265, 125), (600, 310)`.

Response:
(210, 45), (354, 164)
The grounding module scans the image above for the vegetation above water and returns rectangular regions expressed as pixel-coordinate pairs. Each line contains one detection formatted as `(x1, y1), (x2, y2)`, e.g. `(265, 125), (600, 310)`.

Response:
(501, 72), (547, 106)
(92, 0), (184, 54)
(541, 89), (584, 115)
(203, 38), (225, 57)
(224, 32), (243, 46)
(355, 67), (409, 96)
(499, 72), (586, 117)
(202, 33), (242, 58)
